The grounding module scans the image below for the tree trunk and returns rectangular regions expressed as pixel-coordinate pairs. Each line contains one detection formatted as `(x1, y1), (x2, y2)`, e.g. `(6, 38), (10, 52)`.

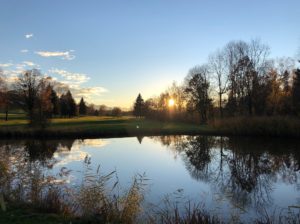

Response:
(219, 93), (223, 118)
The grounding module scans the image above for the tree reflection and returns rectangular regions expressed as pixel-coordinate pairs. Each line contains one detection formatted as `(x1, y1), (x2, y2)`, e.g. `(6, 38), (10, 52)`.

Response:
(0, 139), (76, 168)
(154, 135), (300, 213)
(182, 136), (215, 181)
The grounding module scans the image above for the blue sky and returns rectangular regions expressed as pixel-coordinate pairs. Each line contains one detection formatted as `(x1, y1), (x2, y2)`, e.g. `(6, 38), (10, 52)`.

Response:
(0, 0), (299, 108)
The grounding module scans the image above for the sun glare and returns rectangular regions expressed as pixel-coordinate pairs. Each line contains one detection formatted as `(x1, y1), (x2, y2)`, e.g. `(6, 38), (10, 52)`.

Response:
(168, 99), (175, 107)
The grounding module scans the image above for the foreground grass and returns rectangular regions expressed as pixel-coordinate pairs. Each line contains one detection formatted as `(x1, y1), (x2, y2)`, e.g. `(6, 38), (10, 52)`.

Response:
(0, 115), (215, 138)
(0, 207), (74, 224)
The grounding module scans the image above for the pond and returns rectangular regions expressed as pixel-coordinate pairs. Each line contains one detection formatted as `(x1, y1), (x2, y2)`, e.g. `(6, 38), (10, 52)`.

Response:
(0, 136), (299, 222)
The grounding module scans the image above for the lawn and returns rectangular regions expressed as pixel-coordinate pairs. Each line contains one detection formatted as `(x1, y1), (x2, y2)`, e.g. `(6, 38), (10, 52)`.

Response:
(0, 114), (214, 138)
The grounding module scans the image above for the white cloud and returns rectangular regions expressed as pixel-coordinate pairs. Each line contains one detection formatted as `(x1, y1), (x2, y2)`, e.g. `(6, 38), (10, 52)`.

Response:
(1, 61), (39, 85)
(20, 49), (29, 53)
(49, 68), (90, 84)
(49, 68), (108, 102)
(0, 63), (13, 68)
(35, 50), (75, 60)
(22, 61), (36, 67)
(73, 87), (107, 96)
(25, 33), (33, 39)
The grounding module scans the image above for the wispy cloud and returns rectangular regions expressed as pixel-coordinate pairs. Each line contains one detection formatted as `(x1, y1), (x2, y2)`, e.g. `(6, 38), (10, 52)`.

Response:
(49, 68), (90, 84)
(49, 68), (108, 102)
(22, 61), (36, 67)
(0, 63), (13, 68)
(35, 50), (75, 60)
(25, 33), (33, 39)
(20, 49), (29, 53)
(72, 86), (108, 98)
(1, 61), (39, 85)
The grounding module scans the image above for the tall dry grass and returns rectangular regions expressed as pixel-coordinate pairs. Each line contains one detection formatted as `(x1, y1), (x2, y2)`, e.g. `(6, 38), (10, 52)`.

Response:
(212, 116), (300, 137)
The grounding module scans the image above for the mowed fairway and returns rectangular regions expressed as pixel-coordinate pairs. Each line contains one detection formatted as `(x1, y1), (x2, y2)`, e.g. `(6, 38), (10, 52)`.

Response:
(0, 114), (213, 138)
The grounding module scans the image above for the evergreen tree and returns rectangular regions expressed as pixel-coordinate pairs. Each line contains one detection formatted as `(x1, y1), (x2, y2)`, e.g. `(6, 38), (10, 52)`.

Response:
(59, 91), (77, 117)
(59, 93), (68, 117)
(133, 93), (145, 118)
(79, 97), (87, 115)
(49, 86), (60, 116)
(66, 90), (77, 117)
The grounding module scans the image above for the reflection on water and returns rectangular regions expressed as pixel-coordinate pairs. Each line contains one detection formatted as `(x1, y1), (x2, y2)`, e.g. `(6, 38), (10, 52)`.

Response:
(0, 136), (299, 222)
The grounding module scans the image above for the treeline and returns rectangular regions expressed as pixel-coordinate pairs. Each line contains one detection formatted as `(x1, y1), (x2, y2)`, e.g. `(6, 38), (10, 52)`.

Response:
(133, 39), (300, 123)
(0, 69), (123, 126)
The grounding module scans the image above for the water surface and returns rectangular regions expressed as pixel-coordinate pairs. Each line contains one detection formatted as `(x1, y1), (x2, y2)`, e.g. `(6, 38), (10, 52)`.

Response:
(0, 136), (299, 222)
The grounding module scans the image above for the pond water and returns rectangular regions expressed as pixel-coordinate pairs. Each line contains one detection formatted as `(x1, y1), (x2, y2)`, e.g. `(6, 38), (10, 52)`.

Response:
(0, 135), (299, 222)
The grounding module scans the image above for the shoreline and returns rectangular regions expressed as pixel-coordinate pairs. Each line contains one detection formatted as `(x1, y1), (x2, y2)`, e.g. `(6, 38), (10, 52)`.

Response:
(0, 127), (299, 140)
(0, 116), (300, 139)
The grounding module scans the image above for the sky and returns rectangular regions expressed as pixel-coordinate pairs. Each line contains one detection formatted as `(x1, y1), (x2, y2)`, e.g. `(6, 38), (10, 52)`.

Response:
(0, 0), (299, 108)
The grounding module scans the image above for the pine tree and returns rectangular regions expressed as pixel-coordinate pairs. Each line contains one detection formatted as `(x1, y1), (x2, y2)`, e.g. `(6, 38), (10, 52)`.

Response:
(79, 97), (87, 115)
(133, 93), (144, 118)
(50, 87), (60, 116)
(60, 91), (77, 117)
(65, 90), (77, 117)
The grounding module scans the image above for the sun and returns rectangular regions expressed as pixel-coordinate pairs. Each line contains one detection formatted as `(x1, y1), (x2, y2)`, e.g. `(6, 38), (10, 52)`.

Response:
(168, 99), (175, 107)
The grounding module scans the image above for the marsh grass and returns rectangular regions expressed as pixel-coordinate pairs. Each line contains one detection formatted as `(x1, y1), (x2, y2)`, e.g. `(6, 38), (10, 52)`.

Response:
(1, 149), (299, 224)
(74, 155), (147, 223)
(0, 150), (148, 223)
(212, 116), (300, 137)
(147, 190), (221, 224)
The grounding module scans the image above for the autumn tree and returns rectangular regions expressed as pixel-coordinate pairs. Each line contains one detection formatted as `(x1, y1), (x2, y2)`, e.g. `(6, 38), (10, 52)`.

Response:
(0, 69), (9, 120)
(36, 79), (53, 126)
(133, 93), (145, 118)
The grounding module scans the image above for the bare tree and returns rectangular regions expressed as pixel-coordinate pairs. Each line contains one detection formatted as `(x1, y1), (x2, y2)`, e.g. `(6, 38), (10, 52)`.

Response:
(167, 81), (186, 113)
(0, 69), (9, 120)
(15, 69), (52, 126)
(209, 49), (228, 118)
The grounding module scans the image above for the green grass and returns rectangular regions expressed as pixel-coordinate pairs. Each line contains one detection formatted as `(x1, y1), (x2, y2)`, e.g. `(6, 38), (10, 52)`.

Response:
(1, 113), (300, 138)
(0, 114), (214, 138)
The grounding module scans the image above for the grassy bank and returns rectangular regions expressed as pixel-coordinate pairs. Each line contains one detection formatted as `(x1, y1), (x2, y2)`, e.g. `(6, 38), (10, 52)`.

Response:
(0, 115), (216, 139)
(0, 114), (300, 138)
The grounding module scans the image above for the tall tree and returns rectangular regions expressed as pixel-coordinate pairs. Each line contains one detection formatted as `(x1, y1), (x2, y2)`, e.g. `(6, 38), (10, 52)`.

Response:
(167, 81), (186, 113)
(59, 90), (77, 117)
(50, 87), (60, 116)
(79, 97), (87, 115)
(14, 69), (52, 126)
(292, 69), (300, 116)
(209, 49), (228, 118)
(133, 93), (145, 118)
(0, 69), (9, 121)
(185, 65), (212, 124)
